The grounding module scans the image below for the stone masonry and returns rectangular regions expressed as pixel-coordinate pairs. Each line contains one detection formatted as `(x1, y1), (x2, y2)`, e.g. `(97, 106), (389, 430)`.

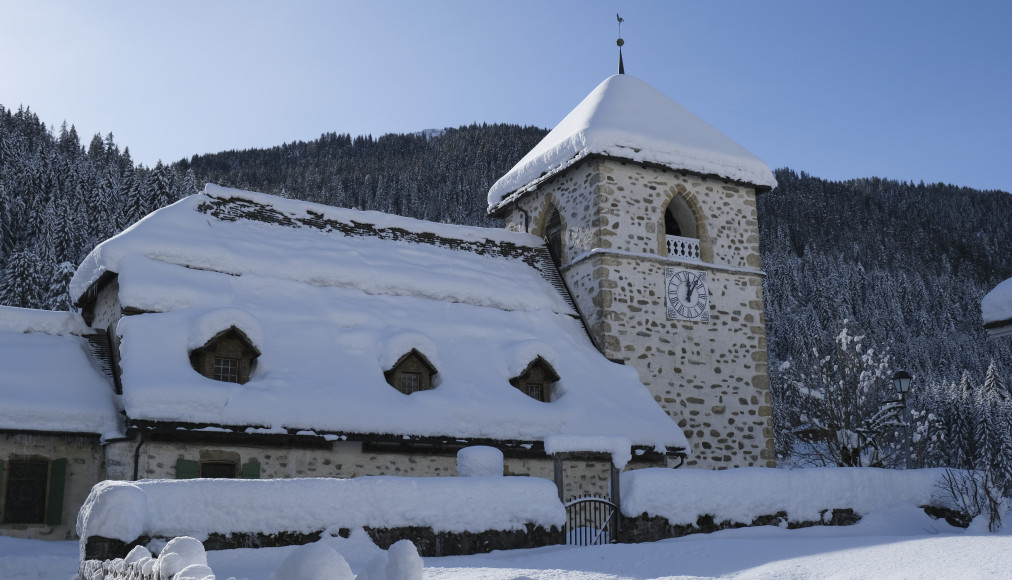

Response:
(500, 157), (775, 468)
(105, 439), (621, 501)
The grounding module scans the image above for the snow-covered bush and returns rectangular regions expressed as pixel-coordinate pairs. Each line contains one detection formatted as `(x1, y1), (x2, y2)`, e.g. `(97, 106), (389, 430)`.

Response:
(266, 541), (355, 580)
(357, 539), (423, 580)
(777, 321), (901, 467)
(457, 446), (503, 477)
(936, 469), (1006, 532)
(77, 536), (213, 580)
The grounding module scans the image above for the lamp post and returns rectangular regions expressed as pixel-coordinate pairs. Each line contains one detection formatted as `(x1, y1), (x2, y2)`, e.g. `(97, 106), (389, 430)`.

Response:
(891, 370), (913, 405)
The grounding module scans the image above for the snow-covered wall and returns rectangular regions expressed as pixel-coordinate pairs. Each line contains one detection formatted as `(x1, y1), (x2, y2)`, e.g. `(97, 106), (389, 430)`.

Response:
(108, 439), (625, 501)
(78, 476), (565, 553)
(621, 467), (953, 525)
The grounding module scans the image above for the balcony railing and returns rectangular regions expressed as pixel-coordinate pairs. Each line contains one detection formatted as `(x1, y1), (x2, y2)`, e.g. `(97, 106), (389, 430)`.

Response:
(665, 235), (700, 260)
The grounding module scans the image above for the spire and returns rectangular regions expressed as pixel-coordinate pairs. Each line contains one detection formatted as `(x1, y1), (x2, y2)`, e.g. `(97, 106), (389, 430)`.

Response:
(616, 14), (625, 74)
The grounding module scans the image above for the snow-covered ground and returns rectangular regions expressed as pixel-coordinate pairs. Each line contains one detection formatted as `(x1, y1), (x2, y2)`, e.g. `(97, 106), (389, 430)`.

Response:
(5, 506), (1011, 579)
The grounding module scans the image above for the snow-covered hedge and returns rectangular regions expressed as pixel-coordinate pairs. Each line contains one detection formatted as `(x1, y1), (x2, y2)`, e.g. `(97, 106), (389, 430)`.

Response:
(622, 467), (952, 525)
(78, 535), (424, 580)
(78, 475), (564, 559)
(79, 537), (213, 580)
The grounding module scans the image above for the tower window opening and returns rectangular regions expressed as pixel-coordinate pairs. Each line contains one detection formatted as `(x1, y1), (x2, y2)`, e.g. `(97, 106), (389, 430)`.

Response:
(664, 197), (697, 239)
(546, 209), (563, 267)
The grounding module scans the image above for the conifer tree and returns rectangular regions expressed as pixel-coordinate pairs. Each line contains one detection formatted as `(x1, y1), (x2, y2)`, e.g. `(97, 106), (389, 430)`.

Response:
(956, 372), (978, 470)
(149, 161), (174, 210)
(0, 244), (45, 308)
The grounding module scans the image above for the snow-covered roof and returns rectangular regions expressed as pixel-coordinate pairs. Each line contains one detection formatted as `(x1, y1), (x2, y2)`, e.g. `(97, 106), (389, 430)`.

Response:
(487, 74), (777, 211)
(71, 185), (686, 450)
(0, 306), (122, 437)
(982, 276), (1012, 337)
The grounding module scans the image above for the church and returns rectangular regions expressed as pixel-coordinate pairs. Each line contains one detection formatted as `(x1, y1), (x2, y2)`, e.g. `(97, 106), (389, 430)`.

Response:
(0, 70), (775, 541)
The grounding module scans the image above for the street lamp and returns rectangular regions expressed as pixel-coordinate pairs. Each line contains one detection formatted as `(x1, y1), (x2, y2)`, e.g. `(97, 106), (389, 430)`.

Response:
(891, 370), (912, 405)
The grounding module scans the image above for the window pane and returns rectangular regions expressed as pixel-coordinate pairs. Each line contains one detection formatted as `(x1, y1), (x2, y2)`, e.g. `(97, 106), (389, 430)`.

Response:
(401, 372), (421, 393)
(4, 460), (48, 524)
(213, 357), (239, 383)
(527, 383), (544, 401)
(200, 461), (237, 478)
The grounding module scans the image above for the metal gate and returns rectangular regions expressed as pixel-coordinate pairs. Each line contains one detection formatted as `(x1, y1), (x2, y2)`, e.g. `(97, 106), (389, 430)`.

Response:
(565, 495), (618, 546)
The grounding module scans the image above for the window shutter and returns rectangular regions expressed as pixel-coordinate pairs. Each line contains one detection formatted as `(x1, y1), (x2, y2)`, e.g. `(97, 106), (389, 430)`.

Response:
(46, 458), (68, 526)
(241, 459), (260, 479)
(175, 458), (199, 479)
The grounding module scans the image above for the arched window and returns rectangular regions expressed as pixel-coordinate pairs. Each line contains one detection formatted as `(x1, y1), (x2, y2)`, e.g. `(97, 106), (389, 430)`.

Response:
(545, 209), (563, 268)
(665, 196), (697, 238)
(664, 197), (700, 260)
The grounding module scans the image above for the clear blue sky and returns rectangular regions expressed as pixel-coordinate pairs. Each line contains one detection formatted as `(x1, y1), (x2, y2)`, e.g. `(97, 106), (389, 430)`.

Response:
(2, 0), (1009, 193)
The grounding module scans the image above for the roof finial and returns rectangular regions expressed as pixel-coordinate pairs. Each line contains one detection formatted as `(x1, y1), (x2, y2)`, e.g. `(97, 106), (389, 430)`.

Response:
(616, 13), (625, 74)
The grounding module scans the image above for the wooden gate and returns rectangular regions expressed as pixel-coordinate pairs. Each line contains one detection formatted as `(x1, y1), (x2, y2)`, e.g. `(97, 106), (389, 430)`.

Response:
(565, 495), (618, 546)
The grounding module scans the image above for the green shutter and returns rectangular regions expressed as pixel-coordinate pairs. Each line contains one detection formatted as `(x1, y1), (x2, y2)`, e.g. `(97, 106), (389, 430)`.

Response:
(175, 458), (199, 479)
(241, 459), (260, 479)
(46, 458), (68, 526)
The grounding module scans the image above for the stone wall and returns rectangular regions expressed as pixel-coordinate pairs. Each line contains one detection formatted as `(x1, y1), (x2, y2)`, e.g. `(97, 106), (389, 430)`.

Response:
(502, 157), (774, 468)
(621, 509), (862, 543)
(0, 432), (105, 540)
(119, 438), (627, 500)
(90, 276), (121, 331)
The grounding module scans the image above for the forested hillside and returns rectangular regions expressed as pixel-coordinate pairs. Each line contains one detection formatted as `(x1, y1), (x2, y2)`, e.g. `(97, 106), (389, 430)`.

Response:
(0, 106), (200, 309)
(178, 124), (547, 227)
(762, 168), (1012, 386)
(2, 106), (1011, 472)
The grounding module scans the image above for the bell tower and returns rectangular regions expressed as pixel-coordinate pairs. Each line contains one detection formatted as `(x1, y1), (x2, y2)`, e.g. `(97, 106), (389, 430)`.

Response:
(488, 74), (777, 469)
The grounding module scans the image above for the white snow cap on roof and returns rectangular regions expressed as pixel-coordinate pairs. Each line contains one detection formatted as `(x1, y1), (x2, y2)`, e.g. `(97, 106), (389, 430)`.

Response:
(69, 186), (687, 450)
(488, 74), (777, 210)
(982, 276), (1012, 334)
(0, 306), (122, 437)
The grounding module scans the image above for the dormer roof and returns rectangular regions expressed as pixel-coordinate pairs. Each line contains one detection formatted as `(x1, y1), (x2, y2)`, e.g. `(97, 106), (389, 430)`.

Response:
(487, 74), (777, 212)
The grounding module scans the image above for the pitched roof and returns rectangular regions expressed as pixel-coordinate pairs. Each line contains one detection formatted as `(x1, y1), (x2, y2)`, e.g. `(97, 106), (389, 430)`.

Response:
(0, 306), (122, 437)
(72, 186), (687, 451)
(983, 276), (1012, 337)
(487, 74), (777, 211)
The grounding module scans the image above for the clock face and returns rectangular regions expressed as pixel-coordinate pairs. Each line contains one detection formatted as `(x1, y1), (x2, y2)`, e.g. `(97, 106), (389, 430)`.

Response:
(665, 268), (709, 321)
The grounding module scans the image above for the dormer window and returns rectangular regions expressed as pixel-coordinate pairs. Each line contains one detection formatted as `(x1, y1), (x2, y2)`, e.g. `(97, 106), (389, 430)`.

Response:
(401, 372), (421, 393)
(189, 326), (261, 385)
(525, 383), (544, 401)
(509, 357), (560, 403)
(213, 357), (240, 383)
(384, 349), (437, 395)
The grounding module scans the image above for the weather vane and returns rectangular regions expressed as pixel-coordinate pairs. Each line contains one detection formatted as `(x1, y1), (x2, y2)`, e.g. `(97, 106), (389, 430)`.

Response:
(616, 13), (625, 74)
